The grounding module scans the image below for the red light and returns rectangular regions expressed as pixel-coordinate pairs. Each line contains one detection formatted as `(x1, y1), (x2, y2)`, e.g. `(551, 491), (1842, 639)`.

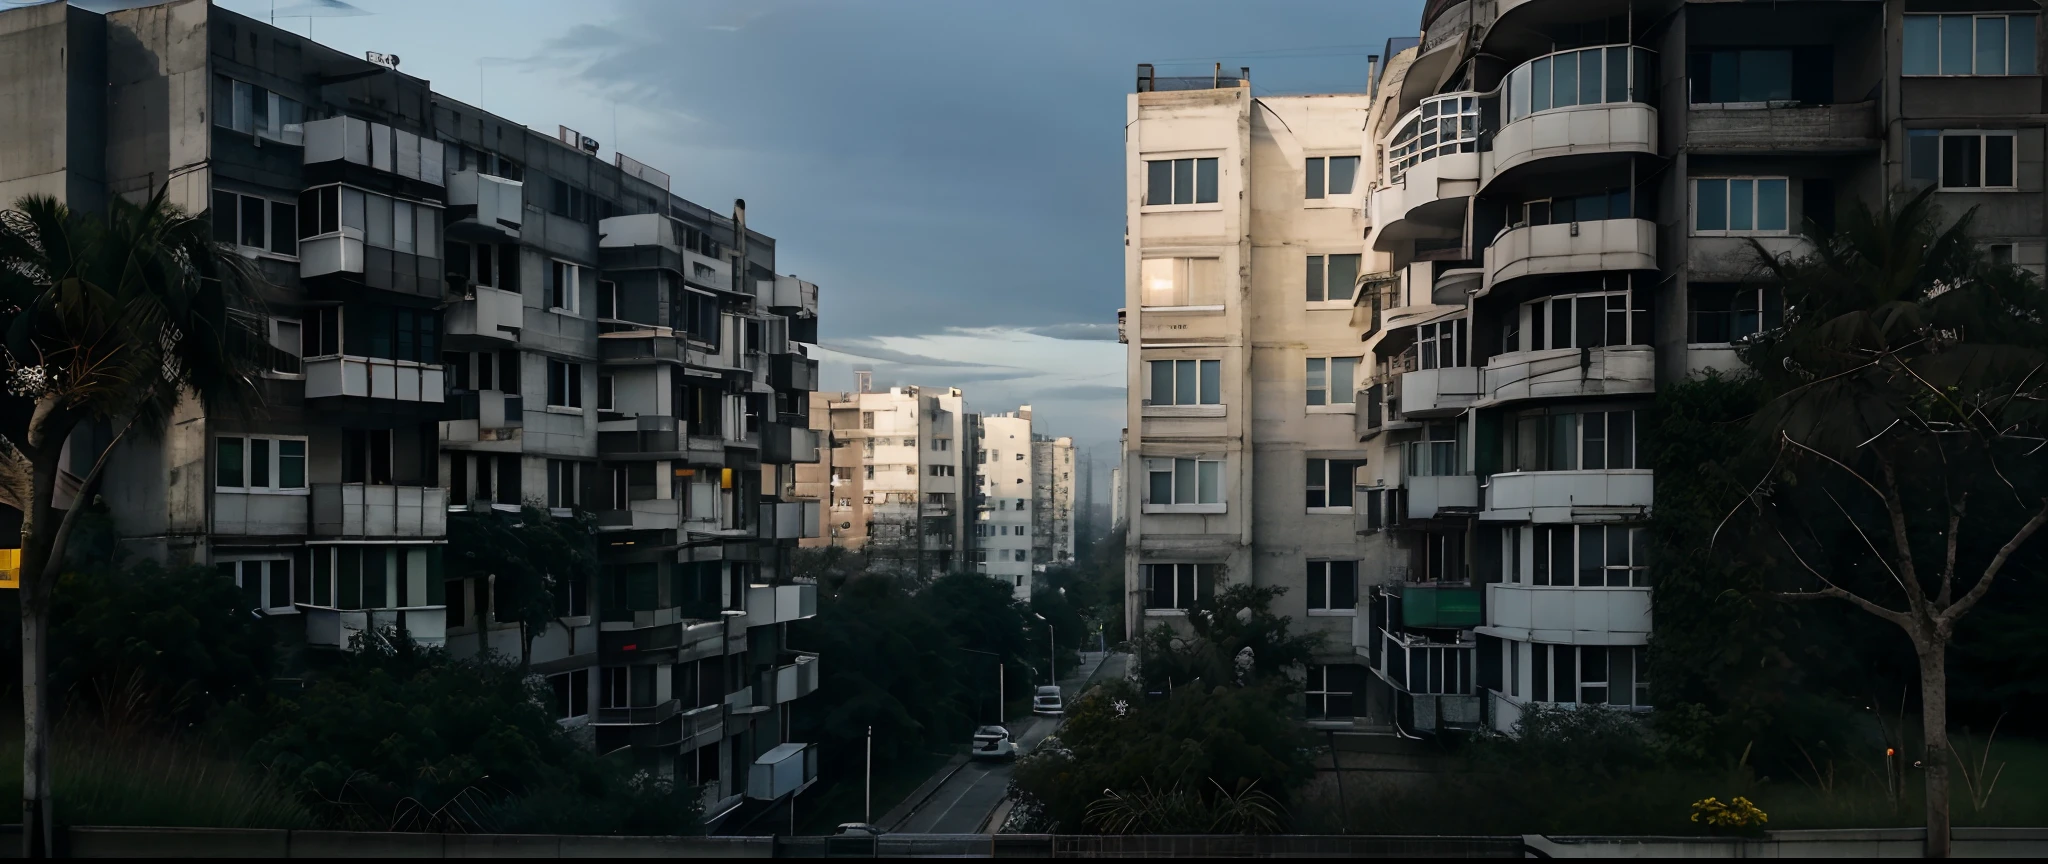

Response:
(622, 643), (637, 651)
(1886, 748), (1896, 757)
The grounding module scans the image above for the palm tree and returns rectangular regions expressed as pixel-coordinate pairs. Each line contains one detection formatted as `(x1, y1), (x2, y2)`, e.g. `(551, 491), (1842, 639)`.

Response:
(1738, 186), (2048, 858)
(0, 190), (267, 856)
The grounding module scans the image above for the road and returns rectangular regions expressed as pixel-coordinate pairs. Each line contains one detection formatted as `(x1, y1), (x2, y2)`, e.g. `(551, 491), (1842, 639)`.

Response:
(894, 651), (1125, 834)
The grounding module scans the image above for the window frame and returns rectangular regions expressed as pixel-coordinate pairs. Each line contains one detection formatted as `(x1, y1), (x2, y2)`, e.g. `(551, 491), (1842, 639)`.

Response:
(1305, 457), (1365, 512)
(1141, 155), (1222, 209)
(1522, 523), (1651, 587)
(1305, 560), (1360, 615)
(1919, 130), (2021, 191)
(1304, 356), (1361, 410)
(220, 557), (298, 615)
(1518, 288), (1648, 352)
(266, 317), (305, 379)
(1138, 256), (1226, 309)
(1142, 562), (1216, 613)
(546, 359), (585, 410)
(213, 190), (300, 259)
(549, 668), (591, 722)
(1305, 664), (1359, 719)
(1305, 252), (1364, 304)
(1304, 154), (1361, 200)
(547, 258), (583, 314)
(1903, 13), (2038, 77)
(1143, 456), (1226, 512)
(1145, 357), (1223, 408)
(1690, 176), (1792, 235)
(214, 435), (310, 493)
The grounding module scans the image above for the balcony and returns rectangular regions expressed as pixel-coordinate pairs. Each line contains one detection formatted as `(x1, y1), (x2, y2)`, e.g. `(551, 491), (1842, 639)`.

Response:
(1483, 219), (1656, 293)
(299, 233), (364, 280)
(1368, 626), (1482, 733)
(595, 699), (682, 728)
(304, 356), (446, 404)
(1482, 469), (1654, 523)
(756, 652), (822, 705)
(297, 233), (441, 299)
(1397, 583), (1483, 629)
(683, 249), (732, 293)
(1686, 100), (1878, 154)
(597, 497), (680, 532)
(747, 742), (817, 801)
(1486, 582), (1652, 641)
(1687, 235), (1813, 282)
(1398, 367), (1480, 418)
(771, 353), (820, 392)
(1486, 103), (1656, 185)
(1406, 474), (1479, 520)
(302, 605), (447, 651)
(445, 285), (522, 345)
(760, 423), (820, 465)
(765, 275), (819, 316)
(211, 490), (308, 536)
(302, 116), (444, 187)
(744, 582), (818, 627)
(310, 484), (448, 538)
(758, 499), (822, 541)
(1480, 345), (1654, 407)
(598, 330), (691, 365)
(440, 389), (523, 448)
(1397, 149), (1479, 229)
(445, 169), (523, 239)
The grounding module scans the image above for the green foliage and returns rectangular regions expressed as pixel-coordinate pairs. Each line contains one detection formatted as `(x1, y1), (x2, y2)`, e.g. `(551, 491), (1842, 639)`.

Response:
(1, 733), (312, 829)
(1084, 779), (1282, 835)
(1136, 583), (1321, 692)
(445, 505), (599, 669)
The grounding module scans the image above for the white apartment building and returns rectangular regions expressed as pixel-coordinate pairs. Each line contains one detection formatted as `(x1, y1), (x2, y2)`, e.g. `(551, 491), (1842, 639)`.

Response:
(977, 410), (1035, 595)
(805, 386), (970, 578)
(1119, 65), (1381, 726)
(1030, 434), (1077, 571)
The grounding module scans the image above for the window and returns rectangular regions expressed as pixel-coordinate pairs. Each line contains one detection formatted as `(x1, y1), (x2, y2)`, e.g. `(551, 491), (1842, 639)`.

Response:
(1405, 422), (1463, 478)
(1692, 177), (1789, 234)
(1989, 243), (2017, 266)
(1520, 288), (1647, 351)
(1685, 49), (1793, 104)
(308, 545), (438, 610)
(932, 438), (951, 452)
(1014, 452), (1024, 461)
(596, 280), (619, 320)
(861, 411), (876, 429)
(1687, 284), (1781, 344)
(446, 240), (514, 290)
(1526, 645), (1650, 708)
(548, 459), (587, 509)
(267, 318), (303, 376)
(1144, 157), (1219, 205)
(1306, 253), (1362, 302)
(215, 436), (308, 491)
(211, 74), (305, 143)
(928, 464), (955, 477)
(1521, 189), (1631, 227)
(296, 185), (436, 254)
(680, 289), (719, 345)
(339, 428), (393, 485)
(1416, 319), (1464, 370)
(1508, 408), (1637, 472)
(1904, 14), (2037, 76)
(1146, 359), (1222, 406)
(549, 669), (590, 721)
(1306, 561), (1359, 613)
(1306, 664), (1361, 719)
(1527, 524), (1649, 587)
(548, 259), (581, 312)
(902, 438), (917, 447)
(1305, 155), (1360, 199)
(1306, 458), (1366, 509)
(547, 359), (583, 409)
(211, 191), (298, 256)
(1504, 45), (1654, 123)
(548, 177), (590, 222)
(1907, 130), (2018, 190)
(600, 665), (658, 710)
(1144, 562), (1216, 611)
(1305, 357), (1359, 407)
(1139, 257), (1224, 307)
(1386, 94), (1478, 184)
(218, 558), (295, 614)
(1145, 457), (1223, 506)
(596, 375), (614, 411)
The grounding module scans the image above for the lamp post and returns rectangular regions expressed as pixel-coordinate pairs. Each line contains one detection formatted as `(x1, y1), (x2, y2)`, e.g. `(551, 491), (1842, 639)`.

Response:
(865, 725), (874, 825)
(1034, 612), (1054, 684)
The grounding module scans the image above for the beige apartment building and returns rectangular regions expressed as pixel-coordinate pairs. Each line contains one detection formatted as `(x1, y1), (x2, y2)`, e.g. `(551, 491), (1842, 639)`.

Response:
(976, 410), (1035, 595)
(801, 386), (970, 578)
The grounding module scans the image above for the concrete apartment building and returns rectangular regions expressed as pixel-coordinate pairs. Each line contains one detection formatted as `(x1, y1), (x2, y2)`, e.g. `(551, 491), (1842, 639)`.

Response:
(1029, 433), (1077, 573)
(1117, 65), (1382, 725)
(0, 0), (824, 826)
(802, 386), (972, 578)
(1354, 0), (2047, 736)
(976, 409), (1035, 595)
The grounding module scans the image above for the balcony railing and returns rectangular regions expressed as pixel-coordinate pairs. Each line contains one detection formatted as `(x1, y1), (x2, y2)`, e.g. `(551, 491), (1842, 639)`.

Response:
(1482, 469), (1653, 521)
(1405, 474), (1479, 520)
(594, 699), (682, 727)
(1480, 345), (1655, 407)
(310, 484), (447, 538)
(212, 490), (309, 536)
(757, 499), (821, 541)
(441, 389), (522, 440)
(302, 116), (444, 187)
(1686, 100), (1879, 152)
(445, 284), (522, 344)
(304, 356), (446, 403)
(771, 353), (820, 392)
(1393, 582), (1484, 629)
(1488, 582), (1652, 638)
(765, 275), (819, 316)
(445, 169), (522, 238)
(756, 652), (821, 705)
(743, 582), (818, 627)
(747, 742), (817, 801)
(302, 605), (447, 651)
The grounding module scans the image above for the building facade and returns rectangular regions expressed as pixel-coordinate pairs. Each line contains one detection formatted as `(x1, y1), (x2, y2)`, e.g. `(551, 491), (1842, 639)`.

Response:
(1355, 0), (2046, 736)
(976, 410), (1035, 595)
(0, 0), (824, 826)
(803, 386), (971, 578)
(1030, 433), (1077, 573)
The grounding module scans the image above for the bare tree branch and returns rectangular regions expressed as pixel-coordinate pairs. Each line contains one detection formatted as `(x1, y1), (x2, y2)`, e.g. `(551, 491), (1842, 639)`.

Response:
(1940, 493), (1967, 608)
(1940, 500), (2048, 629)
(1771, 525), (1912, 628)
(1873, 453), (1930, 617)
(1823, 486), (1912, 599)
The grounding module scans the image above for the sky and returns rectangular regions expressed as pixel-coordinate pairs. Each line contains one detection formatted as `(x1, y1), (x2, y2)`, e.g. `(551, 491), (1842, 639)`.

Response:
(83, 0), (1425, 496)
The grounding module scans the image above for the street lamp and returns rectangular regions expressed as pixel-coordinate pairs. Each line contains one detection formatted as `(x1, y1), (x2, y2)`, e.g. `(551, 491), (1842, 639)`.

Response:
(1034, 612), (1054, 684)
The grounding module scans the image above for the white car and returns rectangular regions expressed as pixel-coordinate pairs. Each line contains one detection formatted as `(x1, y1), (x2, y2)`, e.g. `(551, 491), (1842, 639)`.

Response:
(1032, 685), (1064, 716)
(970, 725), (1017, 760)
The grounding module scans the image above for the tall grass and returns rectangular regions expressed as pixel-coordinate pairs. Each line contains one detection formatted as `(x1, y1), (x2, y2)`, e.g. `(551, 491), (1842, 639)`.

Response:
(1, 732), (311, 829)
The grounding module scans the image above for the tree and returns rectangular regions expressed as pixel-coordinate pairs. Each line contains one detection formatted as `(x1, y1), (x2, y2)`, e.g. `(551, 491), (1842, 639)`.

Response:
(0, 191), (265, 855)
(446, 505), (599, 673)
(1734, 186), (2048, 857)
(1135, 583), (1321, 693)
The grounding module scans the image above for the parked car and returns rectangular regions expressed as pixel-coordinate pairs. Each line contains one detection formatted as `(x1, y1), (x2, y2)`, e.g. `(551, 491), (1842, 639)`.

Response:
(834, 823), (884, 837)
(970, 725), (1017, 760)
(1033, 685), (1064, 716)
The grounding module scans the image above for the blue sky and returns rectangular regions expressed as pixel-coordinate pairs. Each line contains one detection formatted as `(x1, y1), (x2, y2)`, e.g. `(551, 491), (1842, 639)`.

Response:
(168, 0), (1423, 478)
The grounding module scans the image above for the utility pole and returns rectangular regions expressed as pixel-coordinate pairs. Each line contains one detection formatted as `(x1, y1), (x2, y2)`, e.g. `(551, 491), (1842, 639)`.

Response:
(865, 725), (874, 824)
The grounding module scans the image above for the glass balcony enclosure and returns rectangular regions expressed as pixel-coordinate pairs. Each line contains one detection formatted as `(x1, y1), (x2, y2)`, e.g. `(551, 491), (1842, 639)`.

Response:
(1504, 45), (1655, 124)
(1386, 93), (1478, 185)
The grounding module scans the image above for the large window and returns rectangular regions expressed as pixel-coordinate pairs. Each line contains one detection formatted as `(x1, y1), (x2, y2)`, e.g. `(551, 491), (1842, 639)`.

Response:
(1528, 644), (1650, 708)
(1685, 49), (1792, 104)
(1144, 562), (1216, 611)
(1144, 157), (1219, 205)
(1147, 359), (1221, 406)
(212, 191), (298, 256)
(1306, 664), (1363, 719)
(337, 303), (440, 364)
(446, 240), (517, 291)
(1145, 457), (1223, 507)
(600, 665), (658, 710)
(1305, 357), (1359, 407)
(1521, 189), (1631, 226)
(1306, 253), (1362, 302)
(215, 436), (308, 492)
(1904, 14), (2037, 76)
(217, 558), (295, 615)
(1417, 319), (1464, 370)
(1507, 408), (1638, 473)
(1140, 257), (1224, 307)
(1687, 284), (1781, 344)
(548, 259), (582, 313)
(1692, 177), (1789, 234)
(1306, 561), (1359, 613)
(1305, 155), (1360, 199)
(1520, 289), (1647, 351)
(308, 545), (441, 610)
(1306, 458), (1365, 509)
(1386, 93), (1477, 184)
(549, 669), (590, 721)
(1907, 130), (2018, 190)
(212, 74), (306, 144)
(547, 359), (584, 409)
(1405, 422), (1463, 478)
(1505, 45), (1654, 123)
(297, 185), (439, 255)
(1525, 524), (1650, 587)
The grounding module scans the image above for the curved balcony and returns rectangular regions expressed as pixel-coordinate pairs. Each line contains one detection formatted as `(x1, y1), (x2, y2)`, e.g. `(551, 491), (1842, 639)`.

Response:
(1483, 0), (1635, 62)
(1481, 469), (1653, 523)
(1485, 103), (1655, 188)
(1485, 582), (1651, 644)
(1407, 474), (1480, 520)
(1399, 366), (1481, 418)
(1482, 218), (1655, 294)
(1480, 345), (1654, 407)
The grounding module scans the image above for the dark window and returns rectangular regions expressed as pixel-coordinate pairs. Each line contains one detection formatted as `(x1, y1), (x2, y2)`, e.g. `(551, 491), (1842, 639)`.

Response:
(1145, 157), (1220, 205)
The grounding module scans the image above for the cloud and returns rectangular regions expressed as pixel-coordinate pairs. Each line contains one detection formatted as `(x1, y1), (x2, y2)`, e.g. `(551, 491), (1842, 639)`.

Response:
(1018, 322), (1120, 341)
(1051, 385), (1130, 400)
(817, 342), (1011, 369)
